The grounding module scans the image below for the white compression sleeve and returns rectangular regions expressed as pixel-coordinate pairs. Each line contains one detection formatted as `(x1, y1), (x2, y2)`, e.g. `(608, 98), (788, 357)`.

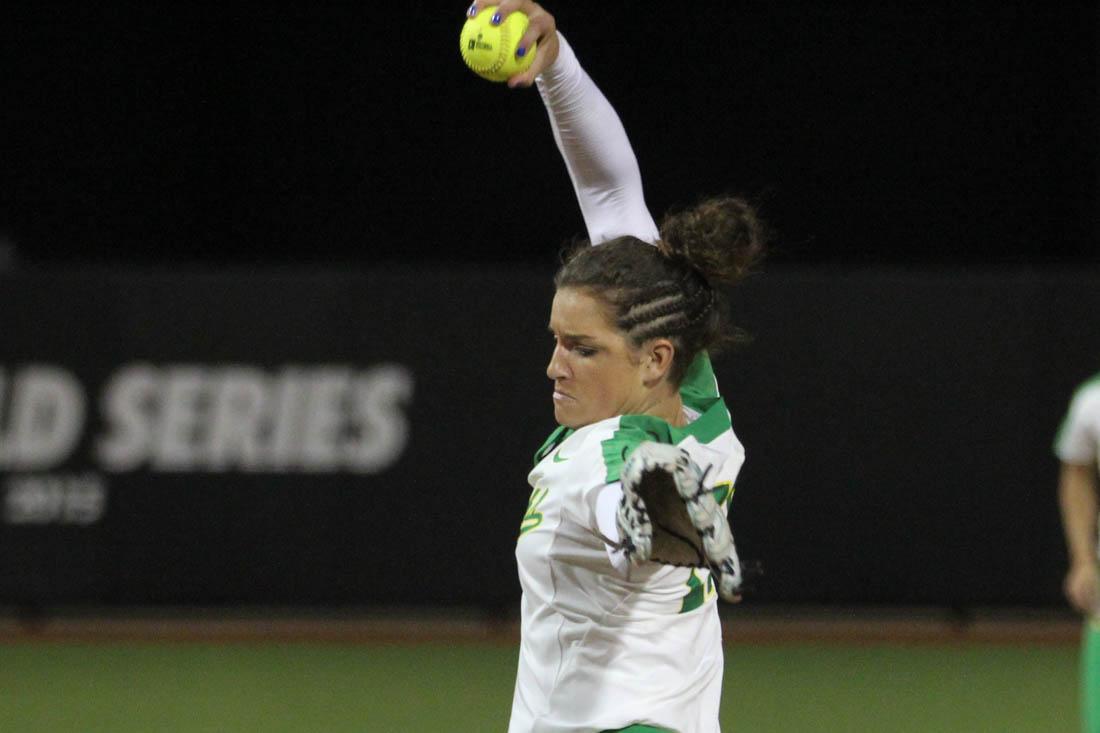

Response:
(536, 34), (660, 246)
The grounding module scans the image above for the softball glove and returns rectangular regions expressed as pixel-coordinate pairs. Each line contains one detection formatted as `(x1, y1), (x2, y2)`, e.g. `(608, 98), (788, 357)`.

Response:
(618, 441), (747, 602)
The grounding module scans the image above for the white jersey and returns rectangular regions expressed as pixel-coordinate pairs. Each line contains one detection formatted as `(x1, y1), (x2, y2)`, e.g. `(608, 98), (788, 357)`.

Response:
(510, 354), (745, 733)
(1055, 373), (1100, 472)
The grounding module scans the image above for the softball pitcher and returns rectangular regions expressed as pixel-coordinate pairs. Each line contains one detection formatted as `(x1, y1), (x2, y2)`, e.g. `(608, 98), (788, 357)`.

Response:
(464, 2), (767, 731)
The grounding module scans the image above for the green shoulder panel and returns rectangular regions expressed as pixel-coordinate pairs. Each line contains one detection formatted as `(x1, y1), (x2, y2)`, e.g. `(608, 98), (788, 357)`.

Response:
(600, 415), (674, 484)
(599, 398), (733, 484)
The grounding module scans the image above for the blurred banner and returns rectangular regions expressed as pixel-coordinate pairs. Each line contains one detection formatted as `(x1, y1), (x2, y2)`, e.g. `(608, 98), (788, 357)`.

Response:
(0, 267), (1096, 608)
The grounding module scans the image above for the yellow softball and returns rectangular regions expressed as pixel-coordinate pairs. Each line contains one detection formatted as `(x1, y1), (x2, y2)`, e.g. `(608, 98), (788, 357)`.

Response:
(460, 7), (536, 83)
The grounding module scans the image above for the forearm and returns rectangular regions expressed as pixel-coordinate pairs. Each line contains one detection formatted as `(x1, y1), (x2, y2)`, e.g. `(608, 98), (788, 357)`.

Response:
(536, 33), (659, 245)
(1059, 463), (1099, 566)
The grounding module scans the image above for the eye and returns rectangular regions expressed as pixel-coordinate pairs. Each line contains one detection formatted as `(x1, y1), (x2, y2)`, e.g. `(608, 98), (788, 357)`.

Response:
(574, 346), (597, 358)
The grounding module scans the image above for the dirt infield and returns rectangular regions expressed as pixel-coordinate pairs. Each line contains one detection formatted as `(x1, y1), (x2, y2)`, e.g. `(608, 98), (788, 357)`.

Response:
(0, 606), (1082, 646)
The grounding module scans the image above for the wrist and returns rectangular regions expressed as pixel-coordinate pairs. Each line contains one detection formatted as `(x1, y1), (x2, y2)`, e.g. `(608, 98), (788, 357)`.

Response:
(536, 32), (573, 86)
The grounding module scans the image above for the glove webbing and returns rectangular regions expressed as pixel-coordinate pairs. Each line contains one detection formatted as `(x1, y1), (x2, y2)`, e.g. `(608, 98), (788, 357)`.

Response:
(623, 464), (716, 569)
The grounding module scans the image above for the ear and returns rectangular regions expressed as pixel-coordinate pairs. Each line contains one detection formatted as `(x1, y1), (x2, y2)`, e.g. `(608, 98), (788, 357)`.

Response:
(641, 338), (676, 386)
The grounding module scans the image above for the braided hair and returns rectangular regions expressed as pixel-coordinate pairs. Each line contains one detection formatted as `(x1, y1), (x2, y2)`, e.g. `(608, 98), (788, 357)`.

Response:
(554, 196), (766, 384)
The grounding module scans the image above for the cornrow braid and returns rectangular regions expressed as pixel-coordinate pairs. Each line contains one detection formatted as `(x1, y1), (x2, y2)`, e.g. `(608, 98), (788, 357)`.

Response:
(626, 310), (692, 345)
(618, 271), (715, 346)
(685, 286), (717, 326)
(677, 266), (716, 326)
(618, 280), (683, 332)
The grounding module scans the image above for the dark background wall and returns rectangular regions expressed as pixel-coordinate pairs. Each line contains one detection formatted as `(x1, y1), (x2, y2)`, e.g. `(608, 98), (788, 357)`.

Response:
(3, 3), (1096, 267)
(0, 268), (1096, 609)
(1, 3), (1097, 611)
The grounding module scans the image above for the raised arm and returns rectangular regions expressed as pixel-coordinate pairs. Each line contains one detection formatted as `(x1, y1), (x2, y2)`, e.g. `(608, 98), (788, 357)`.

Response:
(468, 1), (659, 245)
(535, 34), (659, 245)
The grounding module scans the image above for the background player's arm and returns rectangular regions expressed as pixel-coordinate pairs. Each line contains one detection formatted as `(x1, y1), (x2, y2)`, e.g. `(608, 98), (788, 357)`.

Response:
(1059, 461), (1100, 614)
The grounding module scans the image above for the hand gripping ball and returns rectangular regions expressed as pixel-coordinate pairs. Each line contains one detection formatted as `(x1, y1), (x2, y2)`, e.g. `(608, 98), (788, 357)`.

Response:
(460, 7), (536, 83)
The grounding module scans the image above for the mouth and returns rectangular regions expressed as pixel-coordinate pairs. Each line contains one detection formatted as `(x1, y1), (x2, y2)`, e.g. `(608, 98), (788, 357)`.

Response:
(552, 389), (574, 402)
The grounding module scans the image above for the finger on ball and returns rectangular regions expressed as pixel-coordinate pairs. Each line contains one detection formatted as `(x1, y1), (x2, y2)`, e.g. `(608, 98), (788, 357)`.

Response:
(496, 0), (525, 17)
(516, 28), (540, 55)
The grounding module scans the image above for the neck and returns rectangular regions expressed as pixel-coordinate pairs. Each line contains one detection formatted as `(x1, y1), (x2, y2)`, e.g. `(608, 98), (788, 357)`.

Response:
(633, 389), (686, 427)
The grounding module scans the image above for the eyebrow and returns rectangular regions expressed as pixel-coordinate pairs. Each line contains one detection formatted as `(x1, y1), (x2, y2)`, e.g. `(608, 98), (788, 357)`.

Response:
(547, 326), (596, 342)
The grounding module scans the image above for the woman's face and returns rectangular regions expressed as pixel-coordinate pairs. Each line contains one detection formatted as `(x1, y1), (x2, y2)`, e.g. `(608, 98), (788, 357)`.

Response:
(546, 287), (647, 428)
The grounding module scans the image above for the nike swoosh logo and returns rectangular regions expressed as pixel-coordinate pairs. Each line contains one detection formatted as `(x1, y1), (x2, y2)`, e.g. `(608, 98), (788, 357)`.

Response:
(552, 452), (569, 463)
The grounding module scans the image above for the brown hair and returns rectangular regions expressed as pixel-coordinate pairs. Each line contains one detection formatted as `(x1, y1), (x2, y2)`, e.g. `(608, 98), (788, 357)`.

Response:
(554, 195), (766, 384)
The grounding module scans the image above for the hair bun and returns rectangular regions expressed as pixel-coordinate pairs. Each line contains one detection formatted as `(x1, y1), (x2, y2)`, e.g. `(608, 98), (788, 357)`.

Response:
(657, 196), (767, 285)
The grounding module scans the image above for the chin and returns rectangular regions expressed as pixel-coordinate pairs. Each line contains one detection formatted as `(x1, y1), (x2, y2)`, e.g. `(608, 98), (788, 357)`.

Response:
(553, 404), (586, 429)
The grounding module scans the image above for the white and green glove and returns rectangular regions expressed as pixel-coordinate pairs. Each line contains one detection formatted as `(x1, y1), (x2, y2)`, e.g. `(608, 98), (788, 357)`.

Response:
(618, 441), (751, 602)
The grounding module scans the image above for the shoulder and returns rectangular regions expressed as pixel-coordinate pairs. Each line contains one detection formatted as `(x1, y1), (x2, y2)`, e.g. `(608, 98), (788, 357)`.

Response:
(1069, 374), (1100, 411)
(530, 417), (632, 490)
(599, 414), (678, 484)
(570, 410), (742, 486)
(531, 416), (663, 486)
(1055, 372), (1100, 461)
(1062, 374), (1100, 428)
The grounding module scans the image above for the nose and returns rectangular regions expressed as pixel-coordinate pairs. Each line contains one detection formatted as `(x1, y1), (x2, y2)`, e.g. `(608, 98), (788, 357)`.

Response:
(546, 342), (569, 381)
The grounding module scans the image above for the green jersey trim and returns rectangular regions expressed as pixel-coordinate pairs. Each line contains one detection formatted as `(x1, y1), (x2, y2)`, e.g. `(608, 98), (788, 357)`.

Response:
(601, 353), (732, 483)
(679, 568), (717, 613)
(534, 425), (573, 466)
(533, 352), (731, 480)
(680, 351), (721, 407)
(1054, 371), (1100, 456)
